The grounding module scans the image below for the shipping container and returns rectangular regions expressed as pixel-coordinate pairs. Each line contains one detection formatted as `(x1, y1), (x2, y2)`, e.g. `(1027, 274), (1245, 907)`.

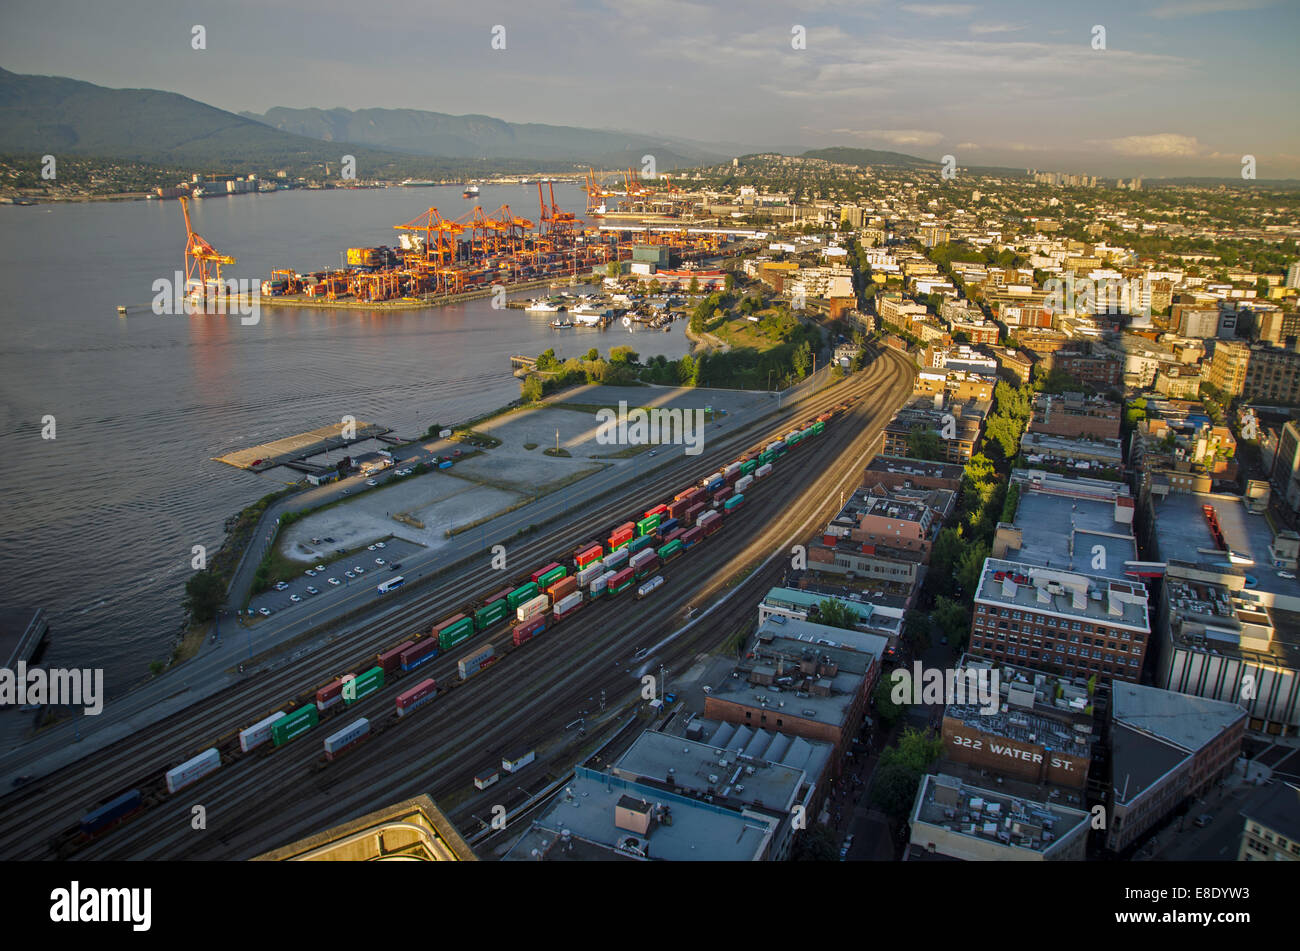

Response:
(433, 613), (469, 638)
(513, 615), (547, 645)
(608, 567), (635, 594)
(576, 562), (605, 588)
(165, 748), (221, 794)
(755, 463), (773, 479)
(536, 564), (567, 589)
(554, 591), (584, 619)
(474, 599), (510, 630)
(704, 476), (724, 494)
(516, 594), (550, 622)
(378, 640), (416, 675)
(458, 644), (497, 680)
(323, 718), (370, 760)
(661, 527), (685, 545)
(530, 562), (563, 585)
(724, 493), (745, 512)
(681, 526), (704, 549)
(395, 679), (437, 717)
(657, 517), (680, 538)
(713, 486), (733, 505)
(483, 586), (516, 608)
(400, 638), (439, 672)
(740, 459), (757, 476)
(575, 543), (604, 568)
(734, 474), (753, 493)
(591, 570), (614, 597)
(547, 575), (578, 602)
(603, 546), (630, 571)
(80, 790), (143, 836)
(724, 462), (741, 477)
(474, 768), (500, 790)
(643, 503), (669, 519)
(272, 705), (319, 747)
(667, 498), (690, 521)
(438, 617), (475, 651)
(502, 748), (536, 772)
(658, 539), (683, 561)
(628, 534), (656, 555)
(316, 677), (349, 711)
(344, 666), (385, 704)
(507, 582), (540, 609)
(812, 421), (825, 435)
(636, 513), (662, 537)
(239, 711), (287, 753)
(609, 522), (635, 550)
(631, 551), (661, 579)
(758, 450), (774, 466)
(698, 509), (722, 536)
(685, 502), (706, 525)
(636, 575), (665, 599)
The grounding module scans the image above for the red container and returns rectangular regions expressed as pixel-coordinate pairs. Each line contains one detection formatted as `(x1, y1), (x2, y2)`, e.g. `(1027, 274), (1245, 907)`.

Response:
(396, 678), (437, 715)
(513, 615), (547, 645)
(483, 586), (514, 607)
(608, 567), (635, 591)
(724, 471), (740, 487)
(685, 502), (705, 525)
(378, 640), (415, 675)
(644, 503), (669, 519)
(575, 544), (603, 568)
(609, 523), (635, 548)
(681, 526), (704, 548)
(713, 486), (733, 504)
(400, 638), (439, 669)
(530, 562), (562, 585)
(699, 510), (722, 536)
(433, 612), (468, 637)
(662, 527), (685, 545)
(673, 486), (698, 503)
(547, 575), (578, 601)
(316, 677), (350, 710)
(668, 499), (690, 521)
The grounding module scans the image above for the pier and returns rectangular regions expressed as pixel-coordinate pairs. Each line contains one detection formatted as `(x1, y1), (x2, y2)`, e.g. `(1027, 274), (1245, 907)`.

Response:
(214, 420), (391, 472)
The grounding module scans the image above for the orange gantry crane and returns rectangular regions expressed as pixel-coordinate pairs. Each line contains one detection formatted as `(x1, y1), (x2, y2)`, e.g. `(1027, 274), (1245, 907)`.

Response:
(178, 195), (235, 306)
(394, 207), (463, 268)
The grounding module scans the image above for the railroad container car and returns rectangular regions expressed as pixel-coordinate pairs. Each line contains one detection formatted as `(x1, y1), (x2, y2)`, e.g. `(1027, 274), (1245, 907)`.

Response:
(740, 459), (757, 476)
(378, 640), (416, 675)
(662, 527), (685, 545)
(724, 462), (741, 477)
(681, 526), (704, 549)
(344, 666), (385, 704)
(591, 570), (615, 598)
(755, 463), (773, 479)
(631, 551), (661, 579)
(816, 412), (833, 424)
(724, 493), (745, 512)
(239, 711), (287, 753)
(530, 562), (563, 585)
(433, 613), (469, 639)
(547, 575), (578, 602)
(765, 440), (784, 453)
(643, 504), (669, 519)
(758, 450), (774, 466)
(507, 582), (540, 609)
(609, 523), (635, 551)
(704, 476), (724, 494)
(165, 748), (221, 794)
(575, 543), (604, 568)
(604, 547), (630, 571)
(458, 645), (497, 680)
(685, 502), (706, 525)
(80, 790), (143, 836)
(636, 575), (665, 599)
(395, 679), (437, 717)
(576, 563), (605, 588)
(636, 514), (661, 537)
(698, 510), (722, 536)
(656, 516), (680, 538)
(273, 706), (319, 747)
(658, 539), (683, 562)
(628, 534), (656, 555)
(483, 586), (516, 608)
(812, 421), (825, 435)
(316, 677), (349, 711)
(608, 567), (635, 594)
(536, 564), (567, 589)
(502, 748), (536, 773)
(516, 594), (550, 622)
(554, 591), (585, 619)
(323, 718), (370, 760)
(474, 599), (510, 630)
(673, 486), (698, 502)
(475, 768), (500, 790)
(713, 487), (733, 506)
(734, 474), (753, 493)
(400, 638), (439, 672)
(513, 615), (548, 645)
(667, 498), (690, 521)
(438, 617), (476, 651)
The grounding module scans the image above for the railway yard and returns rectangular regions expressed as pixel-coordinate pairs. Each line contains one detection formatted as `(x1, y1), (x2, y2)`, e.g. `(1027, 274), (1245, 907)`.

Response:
(0, 349), (914, 860)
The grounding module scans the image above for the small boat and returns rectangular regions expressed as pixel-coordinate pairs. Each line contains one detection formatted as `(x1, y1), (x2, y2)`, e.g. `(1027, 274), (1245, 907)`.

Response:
(116, 305), (127, 316)
(463, 183), (480, 198)
(549, 317), (574, 329)
(525, 299), (562, 313)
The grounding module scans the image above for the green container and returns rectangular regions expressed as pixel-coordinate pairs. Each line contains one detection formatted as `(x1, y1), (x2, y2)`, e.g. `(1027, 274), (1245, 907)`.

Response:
(475, 600), (509, 630)
(271, 706), (318, 746)
(636, 514), (661, 537)
(439, 617), (476, 650)
(537, 565), (567, 589)
(658, 539), (683, 561)
(812, 421), (825, 435)
(725, 494), (744, 511)
(740, 460), (757, 475)
(507, 583), (539, 609)
(344, 666), (385, 704)
(628, 535), (655, 554)
(758, 450), (774, 466)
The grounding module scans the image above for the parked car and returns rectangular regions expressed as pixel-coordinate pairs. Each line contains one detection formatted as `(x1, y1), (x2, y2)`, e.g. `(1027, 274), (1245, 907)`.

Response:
(375, 542), (386, 549)
(839, 834), (854, 860)
(353, 566), (366, 574)
(367, 545), (377, 551)
(275, 582), (289, 591)
(366, 479), (378, 486)
(314, 564), (325, 572)
(289, 594), (302, 603)
(389, 563), (402, 571)
(375, 558), (385, 566)
(304, 569), (316, 578)
(306, 586), (319, 595)
(1195, 813), (1214, 828)
(327, 577), (341, 586)
(345, 571), (355, 579)
(258, 607), (272, 617)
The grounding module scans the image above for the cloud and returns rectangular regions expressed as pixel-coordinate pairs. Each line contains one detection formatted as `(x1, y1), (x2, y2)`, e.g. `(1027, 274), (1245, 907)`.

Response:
(969, 22), (1025, 35)
(871, 129), (946, 146)
(1147, 0), (1278, 18)
(1103, 133), (1204, 157)
(899, 3), (976, 15)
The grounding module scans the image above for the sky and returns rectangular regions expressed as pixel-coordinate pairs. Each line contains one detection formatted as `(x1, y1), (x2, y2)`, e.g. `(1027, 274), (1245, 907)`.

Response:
(2, 0), (1298, 178)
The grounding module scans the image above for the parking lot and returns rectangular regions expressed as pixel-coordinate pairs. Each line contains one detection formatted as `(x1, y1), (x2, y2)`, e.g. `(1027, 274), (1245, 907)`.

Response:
(245, 535), (426, 618)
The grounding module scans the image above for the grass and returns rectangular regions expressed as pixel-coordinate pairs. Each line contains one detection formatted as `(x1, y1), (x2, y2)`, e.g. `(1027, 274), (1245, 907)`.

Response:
(591, 443), (656, 459)
(543, 446), (572, 457)
(170, 623), (209, 666)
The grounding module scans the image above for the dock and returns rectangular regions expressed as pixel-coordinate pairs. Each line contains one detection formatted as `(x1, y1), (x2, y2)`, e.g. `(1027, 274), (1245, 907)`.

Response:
(214, 421), (391, 472)
(0, 607), (50, 669)
(510, 355), (538, 371)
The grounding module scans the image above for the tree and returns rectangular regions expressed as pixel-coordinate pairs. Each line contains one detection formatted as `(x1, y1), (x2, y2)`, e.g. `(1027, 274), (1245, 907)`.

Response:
(520, 374), (544, 402)
(183, 570), (226, 624)
(648, 279), (662, 295)
(871, 728), (944, 819)
(909, 425), (944, 462)
(930, 528), (964, 587)
(816, 598), (862, 631)
(725, 273), (736, 293)
(932, 596), (970, 643)
(677, 353), (698, 386)
(873, 679), (905, 727)
(789, 825), (838, 861)
(609, 345), (639, 364)
(688, 276), (700, 296)
(606, 261), (620, 279)
(984, 414), (1023, 460)
(792, 341), (812, 379)
(585, 347), (600, 362)
(955, 542), (990, 596)
(535, 347), (558, 371)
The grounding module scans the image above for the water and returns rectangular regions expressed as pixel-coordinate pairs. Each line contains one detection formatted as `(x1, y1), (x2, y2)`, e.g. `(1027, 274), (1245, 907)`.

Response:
(0, 184), (689, 691)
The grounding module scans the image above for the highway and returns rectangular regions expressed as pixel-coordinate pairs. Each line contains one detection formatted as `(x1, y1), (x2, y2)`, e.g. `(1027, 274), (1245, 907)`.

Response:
(0, 347), (914, 860)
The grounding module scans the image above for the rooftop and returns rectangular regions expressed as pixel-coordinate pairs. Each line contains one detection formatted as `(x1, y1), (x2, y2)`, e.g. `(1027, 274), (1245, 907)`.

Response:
(910, 773), (1091, 858)
(975, 558), (1150, 633)
(1240, 782), (1300, 842)
(1007, 489), (1136, 581)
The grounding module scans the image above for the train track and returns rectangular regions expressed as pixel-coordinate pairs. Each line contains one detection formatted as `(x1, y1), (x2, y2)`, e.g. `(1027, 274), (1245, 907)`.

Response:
(0, 349), (912, 860)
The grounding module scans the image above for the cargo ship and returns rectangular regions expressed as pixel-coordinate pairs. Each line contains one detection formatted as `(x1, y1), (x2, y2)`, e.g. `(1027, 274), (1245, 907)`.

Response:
(463, 183), (480, 199)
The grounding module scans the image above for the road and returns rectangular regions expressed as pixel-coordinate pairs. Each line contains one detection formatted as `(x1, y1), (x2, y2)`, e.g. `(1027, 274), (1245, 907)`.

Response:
(0, 348), (913, 859)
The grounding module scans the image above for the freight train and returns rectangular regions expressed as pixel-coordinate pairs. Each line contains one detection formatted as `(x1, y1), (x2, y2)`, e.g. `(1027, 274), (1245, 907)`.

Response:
(73, 404), (845, 843)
